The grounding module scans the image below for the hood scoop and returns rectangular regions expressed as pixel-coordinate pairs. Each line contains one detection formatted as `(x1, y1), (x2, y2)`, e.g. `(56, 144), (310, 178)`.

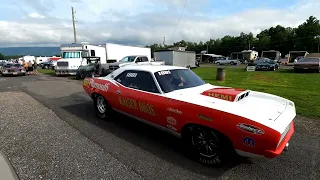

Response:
(201, 88), (251, 102)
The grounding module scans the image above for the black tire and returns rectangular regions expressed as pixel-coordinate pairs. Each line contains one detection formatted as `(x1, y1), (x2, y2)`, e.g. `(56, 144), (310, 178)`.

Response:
(93, 94), (113, 120)
(216, 62), (220, 65)
(230, 61), (235, 65)
(75, 74), (81, 80)
(182, 125), (234, 166)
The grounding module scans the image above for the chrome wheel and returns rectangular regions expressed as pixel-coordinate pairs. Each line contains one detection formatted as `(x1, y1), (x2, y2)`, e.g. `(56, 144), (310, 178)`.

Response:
(191, 127), (219, 158)
(96, 96), (106, 114)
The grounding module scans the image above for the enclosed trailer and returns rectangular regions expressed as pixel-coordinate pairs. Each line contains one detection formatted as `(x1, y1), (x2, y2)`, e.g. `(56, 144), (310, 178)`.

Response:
(105, 43), (151, 63)
(154, 50), (196, 68)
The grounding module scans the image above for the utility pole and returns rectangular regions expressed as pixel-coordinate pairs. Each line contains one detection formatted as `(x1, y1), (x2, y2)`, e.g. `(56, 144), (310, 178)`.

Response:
(71, 7), (77, 44)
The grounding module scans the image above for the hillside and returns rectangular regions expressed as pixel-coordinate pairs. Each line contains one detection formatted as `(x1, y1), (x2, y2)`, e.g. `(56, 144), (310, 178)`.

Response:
(0, 47), (60, 56)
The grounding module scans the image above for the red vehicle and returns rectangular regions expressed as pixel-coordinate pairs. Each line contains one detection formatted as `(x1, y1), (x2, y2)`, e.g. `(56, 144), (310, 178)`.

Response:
(82, 65), (296, 165)
(1, 63), (26, 76)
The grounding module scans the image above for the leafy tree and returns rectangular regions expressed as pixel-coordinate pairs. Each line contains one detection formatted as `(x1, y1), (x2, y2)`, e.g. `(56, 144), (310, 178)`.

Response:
(146, 16), (320, 57)
(0, 53), (5, 60)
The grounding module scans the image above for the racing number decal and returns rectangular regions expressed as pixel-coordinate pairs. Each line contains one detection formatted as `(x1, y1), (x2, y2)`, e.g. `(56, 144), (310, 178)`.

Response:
(158, 71), (171, 75)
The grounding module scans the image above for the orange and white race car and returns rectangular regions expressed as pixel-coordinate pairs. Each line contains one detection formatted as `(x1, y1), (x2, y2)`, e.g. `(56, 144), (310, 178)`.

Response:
(82, 65), (295, 165)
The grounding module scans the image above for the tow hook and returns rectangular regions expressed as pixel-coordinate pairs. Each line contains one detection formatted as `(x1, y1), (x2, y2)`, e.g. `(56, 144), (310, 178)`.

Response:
(284, 143), (289, 151)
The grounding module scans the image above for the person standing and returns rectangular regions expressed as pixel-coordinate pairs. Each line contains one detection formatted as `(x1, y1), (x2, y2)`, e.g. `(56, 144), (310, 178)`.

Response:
(27, 61), (33, 75)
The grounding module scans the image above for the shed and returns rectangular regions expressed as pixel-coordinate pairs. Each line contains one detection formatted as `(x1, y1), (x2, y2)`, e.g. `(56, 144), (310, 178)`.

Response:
(154, 50), (196, 68)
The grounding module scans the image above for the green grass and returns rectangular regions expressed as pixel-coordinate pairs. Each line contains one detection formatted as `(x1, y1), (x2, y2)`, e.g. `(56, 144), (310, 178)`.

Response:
(37, 68), (55, 76)
(193, 67), (320, 119)
(37, 68), (77, 80)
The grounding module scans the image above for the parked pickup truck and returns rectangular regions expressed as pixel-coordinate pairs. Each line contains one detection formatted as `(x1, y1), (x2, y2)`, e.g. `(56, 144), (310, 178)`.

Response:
(215, 58), (240, 65)
(108, 55), (165, 72)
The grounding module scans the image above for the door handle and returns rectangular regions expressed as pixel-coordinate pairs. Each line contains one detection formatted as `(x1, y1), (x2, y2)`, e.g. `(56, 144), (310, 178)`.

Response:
(116, 90), (121, 94)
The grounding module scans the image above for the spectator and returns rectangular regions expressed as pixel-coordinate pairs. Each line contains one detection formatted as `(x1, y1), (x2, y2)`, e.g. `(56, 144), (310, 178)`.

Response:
(27, 61), (33, 75)
(33, 60), (38, 75)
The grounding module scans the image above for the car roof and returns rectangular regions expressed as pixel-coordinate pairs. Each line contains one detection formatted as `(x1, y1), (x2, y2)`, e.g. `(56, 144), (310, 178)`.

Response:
(120, 65), (187, 73)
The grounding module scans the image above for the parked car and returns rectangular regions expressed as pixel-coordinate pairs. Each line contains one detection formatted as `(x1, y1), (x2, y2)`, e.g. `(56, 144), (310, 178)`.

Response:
(1, 63), (26, 76)
(215, 58), (239, 65)
(293, 57), (320, 73)
(39, 60), (55, 69)
(82, 65), (295, 166)
(254, 58), (279, 71)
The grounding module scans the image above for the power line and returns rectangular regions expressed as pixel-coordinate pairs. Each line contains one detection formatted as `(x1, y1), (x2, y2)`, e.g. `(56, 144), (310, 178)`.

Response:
(172, 0), (188, 38)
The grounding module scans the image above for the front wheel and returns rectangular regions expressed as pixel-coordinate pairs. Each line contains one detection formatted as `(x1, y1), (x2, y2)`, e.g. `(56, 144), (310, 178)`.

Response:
(216, 62), (220, 65)
(94, 94), (113, 120)
(182, 125), (234, 166)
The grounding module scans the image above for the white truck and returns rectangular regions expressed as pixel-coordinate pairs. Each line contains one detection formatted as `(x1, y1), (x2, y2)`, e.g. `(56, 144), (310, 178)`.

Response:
(55, 42), (152, 75)
(108, 55), (165, 72)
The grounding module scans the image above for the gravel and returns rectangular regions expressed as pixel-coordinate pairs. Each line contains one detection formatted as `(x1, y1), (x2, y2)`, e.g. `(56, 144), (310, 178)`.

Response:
(0, 91), (143, 180)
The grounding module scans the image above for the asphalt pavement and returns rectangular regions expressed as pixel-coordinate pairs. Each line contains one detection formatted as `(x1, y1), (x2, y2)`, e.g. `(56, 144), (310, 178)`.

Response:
(0, 74), (319, 180)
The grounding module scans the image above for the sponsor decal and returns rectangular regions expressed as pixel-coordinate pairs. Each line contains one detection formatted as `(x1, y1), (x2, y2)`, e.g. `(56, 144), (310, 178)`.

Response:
(90, 79), (110, 92)
(236, 123), (265, 135)
(167, 108), (182, 114)
(167, 116), (177, 125)
(207, 92), (233, 101)
(158, 70), (171, 75)
(166, 125), (177, 131)
(242, 137), (255, 147)
(197, 114), (212, 121)
(118, 96), (156, 116)
(83, 79), (89, 86)
(126, 72), (137, 78)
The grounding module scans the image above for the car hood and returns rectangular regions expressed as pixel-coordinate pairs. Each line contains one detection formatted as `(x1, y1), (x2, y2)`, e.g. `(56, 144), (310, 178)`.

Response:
(165, 84), (294, 133)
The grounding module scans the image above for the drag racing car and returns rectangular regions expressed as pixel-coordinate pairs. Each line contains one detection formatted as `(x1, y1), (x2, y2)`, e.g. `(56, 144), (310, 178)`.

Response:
(1, 63), (26, 76)
(82, 65), (295, 166)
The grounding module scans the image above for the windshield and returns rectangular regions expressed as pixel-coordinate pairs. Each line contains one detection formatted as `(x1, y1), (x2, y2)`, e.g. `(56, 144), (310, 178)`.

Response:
(62, 51), (81, 58)
(154, 69), (205, 93)
(120, 56), (136, 62)
(298, 58), (320, 62)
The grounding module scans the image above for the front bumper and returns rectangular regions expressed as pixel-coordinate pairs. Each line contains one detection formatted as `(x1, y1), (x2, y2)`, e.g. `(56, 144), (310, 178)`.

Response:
(55, 69), (77, 75)
(2, 71), (26, 75)
(263, 121), (294, 158)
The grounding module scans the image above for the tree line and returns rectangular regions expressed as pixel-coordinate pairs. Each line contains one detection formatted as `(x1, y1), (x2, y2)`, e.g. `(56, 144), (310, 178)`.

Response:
(146, 16), (320, 57)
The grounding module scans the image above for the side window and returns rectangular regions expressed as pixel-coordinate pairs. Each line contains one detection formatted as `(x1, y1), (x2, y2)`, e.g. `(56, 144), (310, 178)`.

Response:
(136, 57), (142, 62)
(90, 50), (95, 56)
(115, 70), (160, 94)
(142, 57), (149, 62)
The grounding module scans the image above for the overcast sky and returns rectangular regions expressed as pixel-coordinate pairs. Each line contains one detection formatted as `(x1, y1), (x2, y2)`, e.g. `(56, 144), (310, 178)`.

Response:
(0, 0), (319, 47)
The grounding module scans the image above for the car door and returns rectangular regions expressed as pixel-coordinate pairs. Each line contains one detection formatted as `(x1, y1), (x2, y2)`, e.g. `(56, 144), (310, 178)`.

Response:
(113, 70), (168, 126)
(139, 56), (151, 65)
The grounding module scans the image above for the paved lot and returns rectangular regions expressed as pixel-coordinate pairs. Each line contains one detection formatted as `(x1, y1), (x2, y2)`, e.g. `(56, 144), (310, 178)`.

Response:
(0, 74), (319, 180)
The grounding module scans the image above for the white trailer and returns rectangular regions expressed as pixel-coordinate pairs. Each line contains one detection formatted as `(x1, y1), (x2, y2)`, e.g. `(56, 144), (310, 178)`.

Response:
(105, 43), (151, 63)
(55, 42), (151, 75)
(154, 50), (196, 68)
